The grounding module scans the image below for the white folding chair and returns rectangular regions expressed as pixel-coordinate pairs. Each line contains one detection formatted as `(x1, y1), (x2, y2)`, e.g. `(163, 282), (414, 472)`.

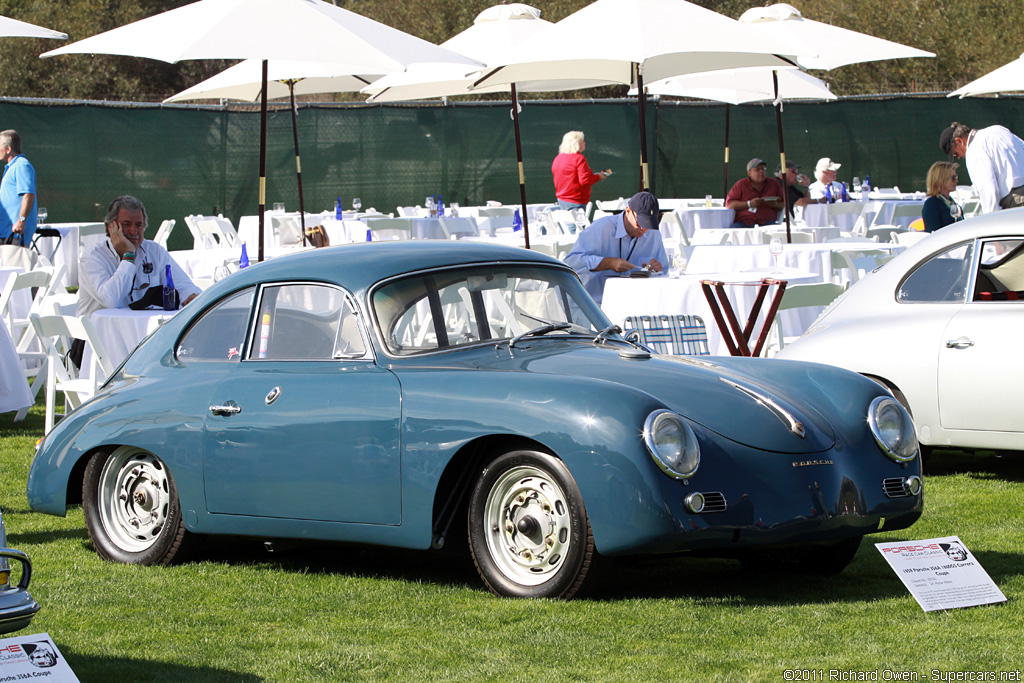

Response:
(367, 218), (414, 241)
(213, 215), (241, 248)
(438, 217), (479, 239)
(77, 223), (108, 254)
(761, 229), (813, 244)
(29, 312), (116, 434)
(152, 219), (176, 248)
(191, 215), (235, 249)
(763, 282), (848, 356)
(889, 203), (923, 228)
(830, 248), (887, 286)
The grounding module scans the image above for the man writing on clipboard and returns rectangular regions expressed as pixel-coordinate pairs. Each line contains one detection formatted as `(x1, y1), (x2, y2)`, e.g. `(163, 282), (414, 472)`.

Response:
(725, 158), (785, 227)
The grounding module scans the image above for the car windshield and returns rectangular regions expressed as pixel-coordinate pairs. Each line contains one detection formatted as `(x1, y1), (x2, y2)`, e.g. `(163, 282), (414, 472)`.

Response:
(372, 264), (609, 356)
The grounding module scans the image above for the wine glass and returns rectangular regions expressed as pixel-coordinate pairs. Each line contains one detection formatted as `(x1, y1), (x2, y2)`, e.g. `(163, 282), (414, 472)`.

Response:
(37, 207), (48, 224)
(213, 265), (230, 282)
(769, 237), (784, 274)
(669, 254), (683, 279)
(352, 197), (362, 213)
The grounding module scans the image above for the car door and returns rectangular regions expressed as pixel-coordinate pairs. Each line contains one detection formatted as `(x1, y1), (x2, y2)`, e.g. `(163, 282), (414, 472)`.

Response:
(938, 238), (1024, 433)
(203, 282), (402, 525)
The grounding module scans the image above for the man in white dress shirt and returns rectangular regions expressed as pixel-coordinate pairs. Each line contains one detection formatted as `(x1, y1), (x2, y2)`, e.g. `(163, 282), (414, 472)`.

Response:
(77, 195), (200, 318)
(807, 157), (844, 200)
(940, 122), (1024, 214)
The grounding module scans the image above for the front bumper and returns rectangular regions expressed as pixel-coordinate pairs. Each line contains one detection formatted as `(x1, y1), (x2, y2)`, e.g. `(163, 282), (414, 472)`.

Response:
(0, 549), (41, 635)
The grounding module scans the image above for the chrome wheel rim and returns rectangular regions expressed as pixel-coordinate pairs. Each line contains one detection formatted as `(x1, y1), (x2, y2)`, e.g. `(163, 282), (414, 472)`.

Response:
(483, 465), (572, 586)
(97, 448), (170, 553)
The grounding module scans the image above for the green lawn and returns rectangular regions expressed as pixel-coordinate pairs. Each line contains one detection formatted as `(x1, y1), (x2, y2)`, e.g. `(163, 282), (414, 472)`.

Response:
(1, 405), (1021, 682)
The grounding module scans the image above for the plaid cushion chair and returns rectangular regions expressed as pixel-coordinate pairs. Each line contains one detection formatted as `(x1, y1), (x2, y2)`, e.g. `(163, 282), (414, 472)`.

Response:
(622, 314), (710, 356)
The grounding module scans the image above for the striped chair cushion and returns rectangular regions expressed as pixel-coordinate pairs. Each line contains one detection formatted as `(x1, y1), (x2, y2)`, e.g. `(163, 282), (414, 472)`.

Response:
(622, 314), (710, 356)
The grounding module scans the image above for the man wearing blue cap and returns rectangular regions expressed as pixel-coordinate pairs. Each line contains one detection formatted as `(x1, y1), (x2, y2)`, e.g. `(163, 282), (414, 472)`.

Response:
(564, 191), (667, 305)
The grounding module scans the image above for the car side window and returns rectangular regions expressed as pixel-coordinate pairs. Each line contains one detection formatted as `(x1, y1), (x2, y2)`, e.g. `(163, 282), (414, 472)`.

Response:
(177, 288), (255, 361)
(897, 241), (974, 303)
(249, 283), (366, 360)
(973, 239), (1024, 301)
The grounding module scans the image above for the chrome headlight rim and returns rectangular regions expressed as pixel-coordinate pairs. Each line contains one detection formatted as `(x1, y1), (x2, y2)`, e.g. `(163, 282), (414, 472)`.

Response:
(643, 409), (700, 480)
(868, 396), (918, 463)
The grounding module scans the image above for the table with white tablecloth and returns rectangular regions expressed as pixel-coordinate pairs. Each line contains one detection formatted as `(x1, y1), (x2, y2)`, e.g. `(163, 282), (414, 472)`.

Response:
(800, 202), (864, 232)
(32, 222), (106, 288)
(674, 207), (735, 240)
(83, 308), (178, 381)
(601, 267), (820, 356)
(0, 318), (32, 414)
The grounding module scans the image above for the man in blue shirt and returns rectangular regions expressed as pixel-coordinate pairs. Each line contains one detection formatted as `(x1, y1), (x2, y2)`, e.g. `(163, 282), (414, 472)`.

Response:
(0, 130), (38, 245)
(564, 191), (667, 305)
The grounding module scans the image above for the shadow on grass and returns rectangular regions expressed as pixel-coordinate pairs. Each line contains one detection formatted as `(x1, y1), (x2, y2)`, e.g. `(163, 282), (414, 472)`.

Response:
(924, 448), (1024, 483)
(60, 649), (263, 683)
(8, 527), (88, 545)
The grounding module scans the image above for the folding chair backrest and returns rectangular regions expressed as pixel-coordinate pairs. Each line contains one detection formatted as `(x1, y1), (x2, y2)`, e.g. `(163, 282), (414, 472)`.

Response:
(272, 216), (303, 246)
(438, 217), (478, 239)
(183, 215), (204, 248)
(368, 218), (414, 241)
(622, 314), (709, 356)
(762, 230), (812, 244)
(214, 216), (241, 248)
(77, 223), (107, 255)
(153, 219), (176, 248)
(764, 282), (848, 356)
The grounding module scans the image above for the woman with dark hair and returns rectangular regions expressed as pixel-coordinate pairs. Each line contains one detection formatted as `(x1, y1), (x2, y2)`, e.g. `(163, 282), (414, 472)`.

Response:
(551, 131), (610, 212)
(922, 161), (964, 232)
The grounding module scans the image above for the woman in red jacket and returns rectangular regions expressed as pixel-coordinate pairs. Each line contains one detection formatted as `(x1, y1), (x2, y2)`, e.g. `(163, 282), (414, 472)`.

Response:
(551, 131), (611, 211)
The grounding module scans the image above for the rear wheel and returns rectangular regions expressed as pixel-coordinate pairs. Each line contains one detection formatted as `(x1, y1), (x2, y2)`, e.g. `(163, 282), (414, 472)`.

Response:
(468, 451), (593, 599)
(83, 447), (197, 565)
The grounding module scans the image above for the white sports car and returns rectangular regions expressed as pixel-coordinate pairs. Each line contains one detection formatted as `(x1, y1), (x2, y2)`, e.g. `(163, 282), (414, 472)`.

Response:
(779, 210), (1024, 454)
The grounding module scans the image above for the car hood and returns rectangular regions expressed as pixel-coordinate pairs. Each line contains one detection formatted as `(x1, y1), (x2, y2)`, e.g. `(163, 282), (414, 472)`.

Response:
(477, 342), (837, 454)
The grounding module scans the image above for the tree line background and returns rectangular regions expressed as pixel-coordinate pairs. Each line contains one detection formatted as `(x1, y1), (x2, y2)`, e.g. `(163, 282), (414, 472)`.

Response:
(0, 0), (1021, 102)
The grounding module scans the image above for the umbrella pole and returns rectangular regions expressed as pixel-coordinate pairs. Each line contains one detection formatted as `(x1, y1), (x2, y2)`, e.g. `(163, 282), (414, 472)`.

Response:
(772, 71), (792, 244)
(723, 104), (731, 199)
(288, 80), (309, 248)
(510, 84), (531, 251)
(258, 59), (268, 262)
(636, 65), (650, 191)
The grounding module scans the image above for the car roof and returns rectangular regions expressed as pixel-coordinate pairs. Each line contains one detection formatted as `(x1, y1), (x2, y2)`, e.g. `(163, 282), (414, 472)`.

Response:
(215, 240), (564, 293)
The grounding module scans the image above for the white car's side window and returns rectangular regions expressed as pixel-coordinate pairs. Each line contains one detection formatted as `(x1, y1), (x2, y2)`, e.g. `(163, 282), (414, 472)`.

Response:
(974, 239), (1024, 301)
(897, 241), (974, 303)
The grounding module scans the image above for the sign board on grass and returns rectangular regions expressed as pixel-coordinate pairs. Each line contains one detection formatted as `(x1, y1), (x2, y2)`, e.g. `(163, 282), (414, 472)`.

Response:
(0, 632), (79, 682)
(875, 535), (1006, 612)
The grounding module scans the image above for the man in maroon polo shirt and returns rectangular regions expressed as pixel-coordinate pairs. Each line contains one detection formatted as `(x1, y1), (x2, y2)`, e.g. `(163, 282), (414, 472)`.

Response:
(725, 158), (784, 227)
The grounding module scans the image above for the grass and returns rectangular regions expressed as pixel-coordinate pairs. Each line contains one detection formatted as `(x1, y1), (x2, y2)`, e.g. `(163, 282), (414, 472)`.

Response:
(1, 404), (1022, 682)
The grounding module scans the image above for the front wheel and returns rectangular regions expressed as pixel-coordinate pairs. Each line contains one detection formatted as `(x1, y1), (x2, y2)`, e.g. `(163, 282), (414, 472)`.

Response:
(83, 446), (197, 565)
(468, 450), (594, 599)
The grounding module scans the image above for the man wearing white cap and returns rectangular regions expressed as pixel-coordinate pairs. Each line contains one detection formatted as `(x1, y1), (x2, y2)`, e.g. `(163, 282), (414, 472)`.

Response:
(809, 157), (844, 200)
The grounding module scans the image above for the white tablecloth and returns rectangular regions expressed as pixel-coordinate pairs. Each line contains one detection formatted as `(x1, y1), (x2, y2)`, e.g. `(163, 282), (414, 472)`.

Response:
(685, 242), (903, 285)
(674, 207), (735, 239)
(601, 267), (820, 356)
(0, 319), (32, 414)
(689, 225), (841, 246)
(0, 266), (31, 321)
(801, 203), (864, 231)
(84, 308), (178, 380)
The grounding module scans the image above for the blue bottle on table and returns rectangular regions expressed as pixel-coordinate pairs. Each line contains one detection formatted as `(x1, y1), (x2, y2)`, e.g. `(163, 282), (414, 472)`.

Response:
(162, 265), (178, 311)
(335, 197), (343, 220)
(825, 184), (833, 204)
(239, 243), (249, 268)
(841, 182), (849, 202)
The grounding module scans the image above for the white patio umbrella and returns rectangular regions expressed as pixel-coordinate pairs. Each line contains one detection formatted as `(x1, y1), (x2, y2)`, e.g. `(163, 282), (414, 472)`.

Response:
(948, 52), (1024, 98)
(633, 68), (835, 198)
(42, 0), (482, 260)
(364, 3), (614, 246)
(468, 0), (809, 192)
(736, 3), (933, 240)
(166, 60), (385, 245)
(0, 14), (66, 40)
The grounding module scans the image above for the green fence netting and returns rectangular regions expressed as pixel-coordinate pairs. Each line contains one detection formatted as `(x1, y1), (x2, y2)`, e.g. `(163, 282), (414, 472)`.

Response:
(2, 95), (1021, 251)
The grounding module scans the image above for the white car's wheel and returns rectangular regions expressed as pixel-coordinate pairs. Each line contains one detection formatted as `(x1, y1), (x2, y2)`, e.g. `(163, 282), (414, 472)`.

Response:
(83, 447), (197, 565)
(468, 451), (593, 599)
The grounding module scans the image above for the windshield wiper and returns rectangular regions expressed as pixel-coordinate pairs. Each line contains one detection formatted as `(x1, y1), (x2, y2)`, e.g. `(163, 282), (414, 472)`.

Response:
(508, 323), (572, 349)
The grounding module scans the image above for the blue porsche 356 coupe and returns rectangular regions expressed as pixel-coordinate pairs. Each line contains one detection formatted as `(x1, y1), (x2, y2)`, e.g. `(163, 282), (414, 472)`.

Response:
(28, 241), (922, 598)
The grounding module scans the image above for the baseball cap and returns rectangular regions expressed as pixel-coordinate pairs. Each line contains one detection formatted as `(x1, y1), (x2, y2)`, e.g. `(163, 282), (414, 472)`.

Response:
(776, 160), (800, 175)
(746, 158), (766, 172)
(815, 157), (841, 173)
(627, 191), (660, 231)
(939, 125), (956, 161)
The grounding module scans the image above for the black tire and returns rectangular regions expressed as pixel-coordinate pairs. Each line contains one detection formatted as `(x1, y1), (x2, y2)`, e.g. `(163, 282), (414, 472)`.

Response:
(467, 450), (594, 599)
(82, 446), (197, 565)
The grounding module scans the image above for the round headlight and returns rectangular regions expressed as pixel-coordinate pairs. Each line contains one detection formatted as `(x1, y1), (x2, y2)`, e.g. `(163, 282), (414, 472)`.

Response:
(868, 397), (918, 463)
(644, 410), (700, 480)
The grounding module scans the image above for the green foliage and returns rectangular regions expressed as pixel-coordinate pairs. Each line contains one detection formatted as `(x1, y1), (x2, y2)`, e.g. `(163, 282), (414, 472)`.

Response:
(1, 403), (1023, 681)
(0, 0), (1021, 101)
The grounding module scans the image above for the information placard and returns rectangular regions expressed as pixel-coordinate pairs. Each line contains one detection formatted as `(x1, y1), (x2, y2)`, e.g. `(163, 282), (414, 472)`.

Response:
(0, 632), (79, 682)
(875, 535), (1007, 612)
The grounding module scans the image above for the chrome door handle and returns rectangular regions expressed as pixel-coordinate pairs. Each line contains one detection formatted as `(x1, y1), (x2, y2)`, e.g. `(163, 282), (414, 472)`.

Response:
(945, 338), (975, 349)
(209, 403), (241, 416)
